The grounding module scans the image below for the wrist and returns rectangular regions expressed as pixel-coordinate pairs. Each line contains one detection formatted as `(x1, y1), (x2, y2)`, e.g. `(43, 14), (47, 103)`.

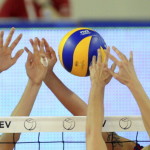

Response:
(44, 71), (54, 81)
(91, 81), (105, 89)
(127, 78), (141, 90)
(28, 79), (42, 87)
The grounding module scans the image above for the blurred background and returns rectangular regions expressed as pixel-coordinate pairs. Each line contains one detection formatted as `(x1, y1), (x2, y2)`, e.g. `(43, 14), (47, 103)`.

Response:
(0, 0), (150, 21)
(0, 0), (150, 149)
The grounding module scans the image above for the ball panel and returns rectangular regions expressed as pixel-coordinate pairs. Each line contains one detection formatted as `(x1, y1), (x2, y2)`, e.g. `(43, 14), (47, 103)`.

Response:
(58, 28), (93, 67)
(71, 36), (92, 77)
(85, 36), (107, 76)
(100, 47), (106, 63)
(62, 29), (97, 72)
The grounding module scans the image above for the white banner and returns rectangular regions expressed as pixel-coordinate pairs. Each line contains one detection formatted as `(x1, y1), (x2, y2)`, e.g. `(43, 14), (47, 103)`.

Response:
(0, 116), (145, 133)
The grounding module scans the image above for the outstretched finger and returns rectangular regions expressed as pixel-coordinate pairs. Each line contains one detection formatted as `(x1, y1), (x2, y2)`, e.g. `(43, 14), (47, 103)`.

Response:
(12, 49), (24, 63)
(112, 46), (128, 61)
(40, 40), (45, 53)
(97, 49), (101, 65)
(24, 47), (32, 54)
(92, 55), (96, 67)
(129, 51), (133, 64)
(108, 53), (120, 66)
(0, 31), (4, 49)
(42, 38), (50, 52)
(36, 37), (41, 48)
(30, 39), (34, 47)
(4, 27), (15, 47)
(33, 38), (39, 53)
(45, 46), (55, 59)
(47, 47), (57, 62)
(110, 63), (116, 72)
(10, 34), (22, 51)
(108, 68), (118, 79)
(104, 46), (110, 64)
(25, 47), (33, 65)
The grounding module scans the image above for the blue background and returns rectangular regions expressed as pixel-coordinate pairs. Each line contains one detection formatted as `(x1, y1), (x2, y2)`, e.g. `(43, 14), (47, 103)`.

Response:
(0, 22), (149, 149)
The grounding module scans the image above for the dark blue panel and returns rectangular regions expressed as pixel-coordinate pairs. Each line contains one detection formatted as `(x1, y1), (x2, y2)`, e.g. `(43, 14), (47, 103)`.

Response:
(0, 21), (78, 28)
(86, 34), (107, 76)
(62, 29), (100, 72)
(1, 21), (150, 28)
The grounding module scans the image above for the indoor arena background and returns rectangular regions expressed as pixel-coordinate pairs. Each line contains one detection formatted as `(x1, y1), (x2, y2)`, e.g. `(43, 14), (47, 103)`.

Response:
(0, 0), (150, 149)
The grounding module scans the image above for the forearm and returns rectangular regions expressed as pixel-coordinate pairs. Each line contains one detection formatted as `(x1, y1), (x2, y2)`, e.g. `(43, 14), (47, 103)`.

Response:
(86, 84), (105, 134)
(44, 72), (87, 116)
(11, 79), (41, 116)
(86, 84), (106, 150)
(128, 79), (150, 136)
(0, 80), (41, 149)
(0, 133), (20, 150)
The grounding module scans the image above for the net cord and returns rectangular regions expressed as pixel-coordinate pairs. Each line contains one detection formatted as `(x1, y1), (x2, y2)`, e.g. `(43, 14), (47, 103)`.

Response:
(0, 116), (146, 133)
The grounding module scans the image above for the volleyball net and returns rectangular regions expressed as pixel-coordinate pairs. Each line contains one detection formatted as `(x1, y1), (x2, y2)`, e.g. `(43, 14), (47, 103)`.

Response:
(0, 116), (149, 150)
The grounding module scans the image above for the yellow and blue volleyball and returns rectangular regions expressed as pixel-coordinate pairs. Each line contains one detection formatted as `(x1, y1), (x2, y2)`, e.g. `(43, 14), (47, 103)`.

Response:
(58, 28), (107, 77)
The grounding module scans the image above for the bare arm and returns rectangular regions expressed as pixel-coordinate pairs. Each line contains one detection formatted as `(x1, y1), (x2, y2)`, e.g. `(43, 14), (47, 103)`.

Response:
(128, 79), (150, 137)
(42, 40), (137, 149)
(0, 38), (49, 150)
(0, 80), (41, 150)
(108, 46), (150, 137)
(0, 27), (24, 150)
(11, 80), (41, 116)
(42, 39), (87, 116)
(86, 83), (106, 150)
(86, 48), (115, 150)
(44, 71), (87, 115)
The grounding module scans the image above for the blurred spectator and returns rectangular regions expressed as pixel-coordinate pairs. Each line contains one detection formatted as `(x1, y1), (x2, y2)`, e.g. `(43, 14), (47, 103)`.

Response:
(51, 0), (70, 17)
(0, 0), (70, 21)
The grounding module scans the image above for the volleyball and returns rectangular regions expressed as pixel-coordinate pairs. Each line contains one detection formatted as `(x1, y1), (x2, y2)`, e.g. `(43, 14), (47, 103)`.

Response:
(58, 28), (107, 77)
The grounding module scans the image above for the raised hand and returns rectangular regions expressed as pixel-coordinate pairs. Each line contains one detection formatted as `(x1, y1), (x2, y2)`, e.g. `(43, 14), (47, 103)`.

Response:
(42, 38), (57, 73)
(0, 28), (24, 72)
(31, 38), (57, 74)
(25, 38), (49, 85)
(89, 47), (116, 87)
(108, 46), (138, 87)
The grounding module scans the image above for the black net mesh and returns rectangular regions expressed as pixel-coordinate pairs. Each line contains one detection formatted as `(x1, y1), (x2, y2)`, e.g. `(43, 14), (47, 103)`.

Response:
(0, 132), (149, 150)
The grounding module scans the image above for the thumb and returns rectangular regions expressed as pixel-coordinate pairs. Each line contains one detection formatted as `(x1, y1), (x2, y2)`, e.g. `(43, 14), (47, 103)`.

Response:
(25, 47), (33, 65)
(12, 49), (24, 63)
(111, 63), (116, 72)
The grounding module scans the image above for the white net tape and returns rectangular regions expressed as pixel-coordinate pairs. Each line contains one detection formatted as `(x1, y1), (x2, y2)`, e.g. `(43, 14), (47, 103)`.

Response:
(0, 116), (145, 133)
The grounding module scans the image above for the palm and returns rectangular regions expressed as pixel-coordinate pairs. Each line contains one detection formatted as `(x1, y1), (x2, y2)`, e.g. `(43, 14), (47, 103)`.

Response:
(0, 50), (14, 71)
(27, 66), (46, 84)
(90, 48), (116, 87)
(26, 54), (48, 84)
(117, 63), (137, 85)
(108, 46), (138, 86)
(0, 28), (23, 72)
(91, 70), (112, 86)
(101, 70), (112, 85)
